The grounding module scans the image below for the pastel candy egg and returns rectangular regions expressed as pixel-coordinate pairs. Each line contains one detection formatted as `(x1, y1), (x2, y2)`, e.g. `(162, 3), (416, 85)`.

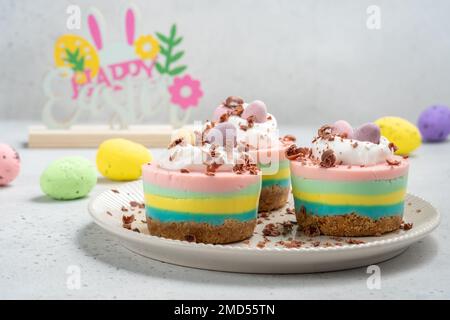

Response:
(171, 127), (196, 145)
(96, 138), (152, 181)
(0, 143), (20, 186)
(418, 105), (450, 142)
(332, 120), (354, 138)
(241, 100), (267, 123)
(375, 117), (422, 155)
(205, 122), (237, 147)
(353, 122), (381, 144)
(40, 156), (97, 200)
(212, 105), (231, 121)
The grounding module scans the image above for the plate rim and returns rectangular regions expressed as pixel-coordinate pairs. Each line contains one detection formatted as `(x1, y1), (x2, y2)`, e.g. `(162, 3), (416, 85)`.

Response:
(88, 180), (441, 254)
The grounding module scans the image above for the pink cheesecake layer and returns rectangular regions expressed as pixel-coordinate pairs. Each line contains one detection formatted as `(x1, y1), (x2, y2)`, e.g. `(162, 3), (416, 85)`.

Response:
(142, 163), (261, 193)
(290, 156), (409, 181)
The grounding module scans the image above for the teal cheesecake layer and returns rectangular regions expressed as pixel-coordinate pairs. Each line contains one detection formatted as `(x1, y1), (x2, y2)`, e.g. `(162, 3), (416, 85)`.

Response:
(293, 198), (404, 219)
(146, 207), (257, 225)
(262, 178), (290, 188)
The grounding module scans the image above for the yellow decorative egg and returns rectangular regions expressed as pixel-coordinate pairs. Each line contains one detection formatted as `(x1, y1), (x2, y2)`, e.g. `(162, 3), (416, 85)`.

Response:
(96, 139), (152, 181)
(375, 117), (422, 155)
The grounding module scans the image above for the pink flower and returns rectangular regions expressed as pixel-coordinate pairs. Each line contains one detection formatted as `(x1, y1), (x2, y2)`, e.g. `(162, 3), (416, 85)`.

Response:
(168, 75), (203, 110)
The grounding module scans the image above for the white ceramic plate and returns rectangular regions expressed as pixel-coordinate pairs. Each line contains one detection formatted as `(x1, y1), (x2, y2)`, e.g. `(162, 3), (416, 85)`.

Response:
(88, 181), (440, 273)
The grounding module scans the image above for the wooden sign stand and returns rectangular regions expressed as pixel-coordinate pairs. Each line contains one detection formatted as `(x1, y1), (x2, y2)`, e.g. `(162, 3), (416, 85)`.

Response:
(28, 125), (173, 148)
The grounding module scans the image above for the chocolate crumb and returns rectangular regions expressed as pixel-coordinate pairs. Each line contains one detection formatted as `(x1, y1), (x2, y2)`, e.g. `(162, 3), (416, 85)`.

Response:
(388, 142), (399, 153)
(185, 234), (196, 242)
(168, 137), (184, 149)
(401, 222), (413, 230)
(129, 201), (140, 207)
(256, 241), (266, 249)
(111, 189), (120, 194)
(180, 168), (190, 173)
(224, 96), (244, 108)
(121, 206), (129, 212)
(386, 158), (401, 166)
(106, 211), (113, 216)
(320, 149), (336, 168)
(262, 223), (281, 237)
(132, 228), (140, 233)
(304, 224), (321, 237)
(345, 238), (365, 245)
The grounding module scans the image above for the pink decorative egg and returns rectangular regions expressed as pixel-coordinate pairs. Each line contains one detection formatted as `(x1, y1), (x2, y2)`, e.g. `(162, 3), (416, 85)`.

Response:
(205, 122), (237, 147)
(212, 105), (231, 121)
(332, 120), (353, 138)
(241, 100), (267, 123)
(0, 143), (20, 186)
(353, 122), (381, 144)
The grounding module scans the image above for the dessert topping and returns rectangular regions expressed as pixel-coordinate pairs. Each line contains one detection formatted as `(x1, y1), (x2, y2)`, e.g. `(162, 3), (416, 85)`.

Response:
(320, 149), (336, 168)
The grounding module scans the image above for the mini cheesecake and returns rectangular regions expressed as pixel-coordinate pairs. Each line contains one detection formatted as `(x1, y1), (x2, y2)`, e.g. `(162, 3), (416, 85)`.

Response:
(143, 122), (262, 244)
(211, 96), (294, 212)
(288, 122), (409, 237)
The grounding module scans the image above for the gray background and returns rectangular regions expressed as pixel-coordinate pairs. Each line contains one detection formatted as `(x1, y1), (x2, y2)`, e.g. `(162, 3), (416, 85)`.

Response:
(1, 0), (449, 125)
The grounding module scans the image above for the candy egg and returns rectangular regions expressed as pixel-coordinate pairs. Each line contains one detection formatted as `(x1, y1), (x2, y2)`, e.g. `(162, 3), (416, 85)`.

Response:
(417, 105), (450, 142)
(332, 120), (354, 138)
(375, 116), (422, 155)
(205, 122), (237, 147)
(96, 139), (152, 181)
(171, 127), (196, 145)
(241, 100), (267, 123)
(40, 156), (97, 200)
(353, 122), (381, 144)
(0, 143), (20, 186)
(212, 105), (231, 121)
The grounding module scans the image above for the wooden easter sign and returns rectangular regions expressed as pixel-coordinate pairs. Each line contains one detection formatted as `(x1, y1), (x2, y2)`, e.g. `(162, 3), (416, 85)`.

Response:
(29, 5), (203, 148)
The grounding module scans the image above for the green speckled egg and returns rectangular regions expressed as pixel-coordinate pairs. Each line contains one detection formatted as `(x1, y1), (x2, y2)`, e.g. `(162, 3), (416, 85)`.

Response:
(375, 116), (422, 155)
(40, 156), (97, 200)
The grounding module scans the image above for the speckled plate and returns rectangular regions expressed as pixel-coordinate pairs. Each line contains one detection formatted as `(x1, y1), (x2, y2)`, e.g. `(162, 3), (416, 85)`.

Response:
(88, 181), (440, 273)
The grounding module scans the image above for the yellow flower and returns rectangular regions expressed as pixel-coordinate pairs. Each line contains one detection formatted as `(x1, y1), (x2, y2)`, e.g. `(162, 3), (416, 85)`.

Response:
(134, 35), (160, 60)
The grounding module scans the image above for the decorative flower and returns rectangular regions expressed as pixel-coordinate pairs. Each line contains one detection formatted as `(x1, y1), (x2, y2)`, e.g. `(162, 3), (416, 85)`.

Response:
(134, 35), (160, 60)
(168, 75), (203, 110)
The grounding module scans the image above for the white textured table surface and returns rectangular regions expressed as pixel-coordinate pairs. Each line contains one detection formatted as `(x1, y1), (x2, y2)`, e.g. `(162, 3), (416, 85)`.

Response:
(0, 122), (448, 300)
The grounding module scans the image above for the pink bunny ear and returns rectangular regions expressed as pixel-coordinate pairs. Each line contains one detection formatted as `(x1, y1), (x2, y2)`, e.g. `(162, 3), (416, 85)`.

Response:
(88, 13), (102, 50)
(125, 8), (135, 46)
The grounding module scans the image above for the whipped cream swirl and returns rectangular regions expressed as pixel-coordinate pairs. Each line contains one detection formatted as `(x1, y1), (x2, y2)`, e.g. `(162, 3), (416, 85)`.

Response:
(158, 141), (251, 172)
(312, 136), (394, 166)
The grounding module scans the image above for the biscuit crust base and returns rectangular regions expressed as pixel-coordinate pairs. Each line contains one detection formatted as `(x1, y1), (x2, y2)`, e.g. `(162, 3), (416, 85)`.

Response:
(296, 206), (402, 237)
(258, 185), (290, 212)
(146, 217), (256, 244)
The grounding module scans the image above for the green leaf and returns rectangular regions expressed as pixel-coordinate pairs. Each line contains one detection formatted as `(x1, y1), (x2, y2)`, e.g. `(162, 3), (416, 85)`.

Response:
(170, 24), (177, 40)
(156, 32), (170, 44)
(159, 46), (169, 57)
(173, 36), (183, 46)
(168, 65), (187, 76)
(155, 62), (165, 74)
(169, 51), (184, 64)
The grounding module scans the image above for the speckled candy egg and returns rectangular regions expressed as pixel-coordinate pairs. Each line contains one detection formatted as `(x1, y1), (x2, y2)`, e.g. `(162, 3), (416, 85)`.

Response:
(96, 138), (152, 181)
(40, 156), (97, 200)
(0, 143), (20, 186)
(418, 105), (450, 142)
(241, 100), (268, 123)
(375, 117), (422, 155)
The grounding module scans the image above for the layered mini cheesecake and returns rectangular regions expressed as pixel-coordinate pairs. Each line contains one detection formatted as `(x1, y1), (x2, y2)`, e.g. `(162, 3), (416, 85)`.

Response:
(142, 122), (262, 244)
(212, 96), (293, 212)
(288, 121), (409, 237)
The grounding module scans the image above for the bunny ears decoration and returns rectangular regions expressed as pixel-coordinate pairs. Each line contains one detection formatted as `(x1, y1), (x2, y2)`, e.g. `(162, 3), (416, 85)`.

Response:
(46, 4), (203, 129)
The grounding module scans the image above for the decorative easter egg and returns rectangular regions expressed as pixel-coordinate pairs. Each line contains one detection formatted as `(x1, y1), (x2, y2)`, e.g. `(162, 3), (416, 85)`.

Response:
(40, 156), (97, 200)
(353, 122), (381, 144)
(241, 100), (267, 123)
(332, 120), (354, 138)
(212, 105), (231, 121)
(0, 143), (20, 186)
(96, 138), (152, 181)
(172, 128), (196, 145)
(417, 105), (450, 142)
(375, 117), (422, 155)
(205, 122), (237, 147)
